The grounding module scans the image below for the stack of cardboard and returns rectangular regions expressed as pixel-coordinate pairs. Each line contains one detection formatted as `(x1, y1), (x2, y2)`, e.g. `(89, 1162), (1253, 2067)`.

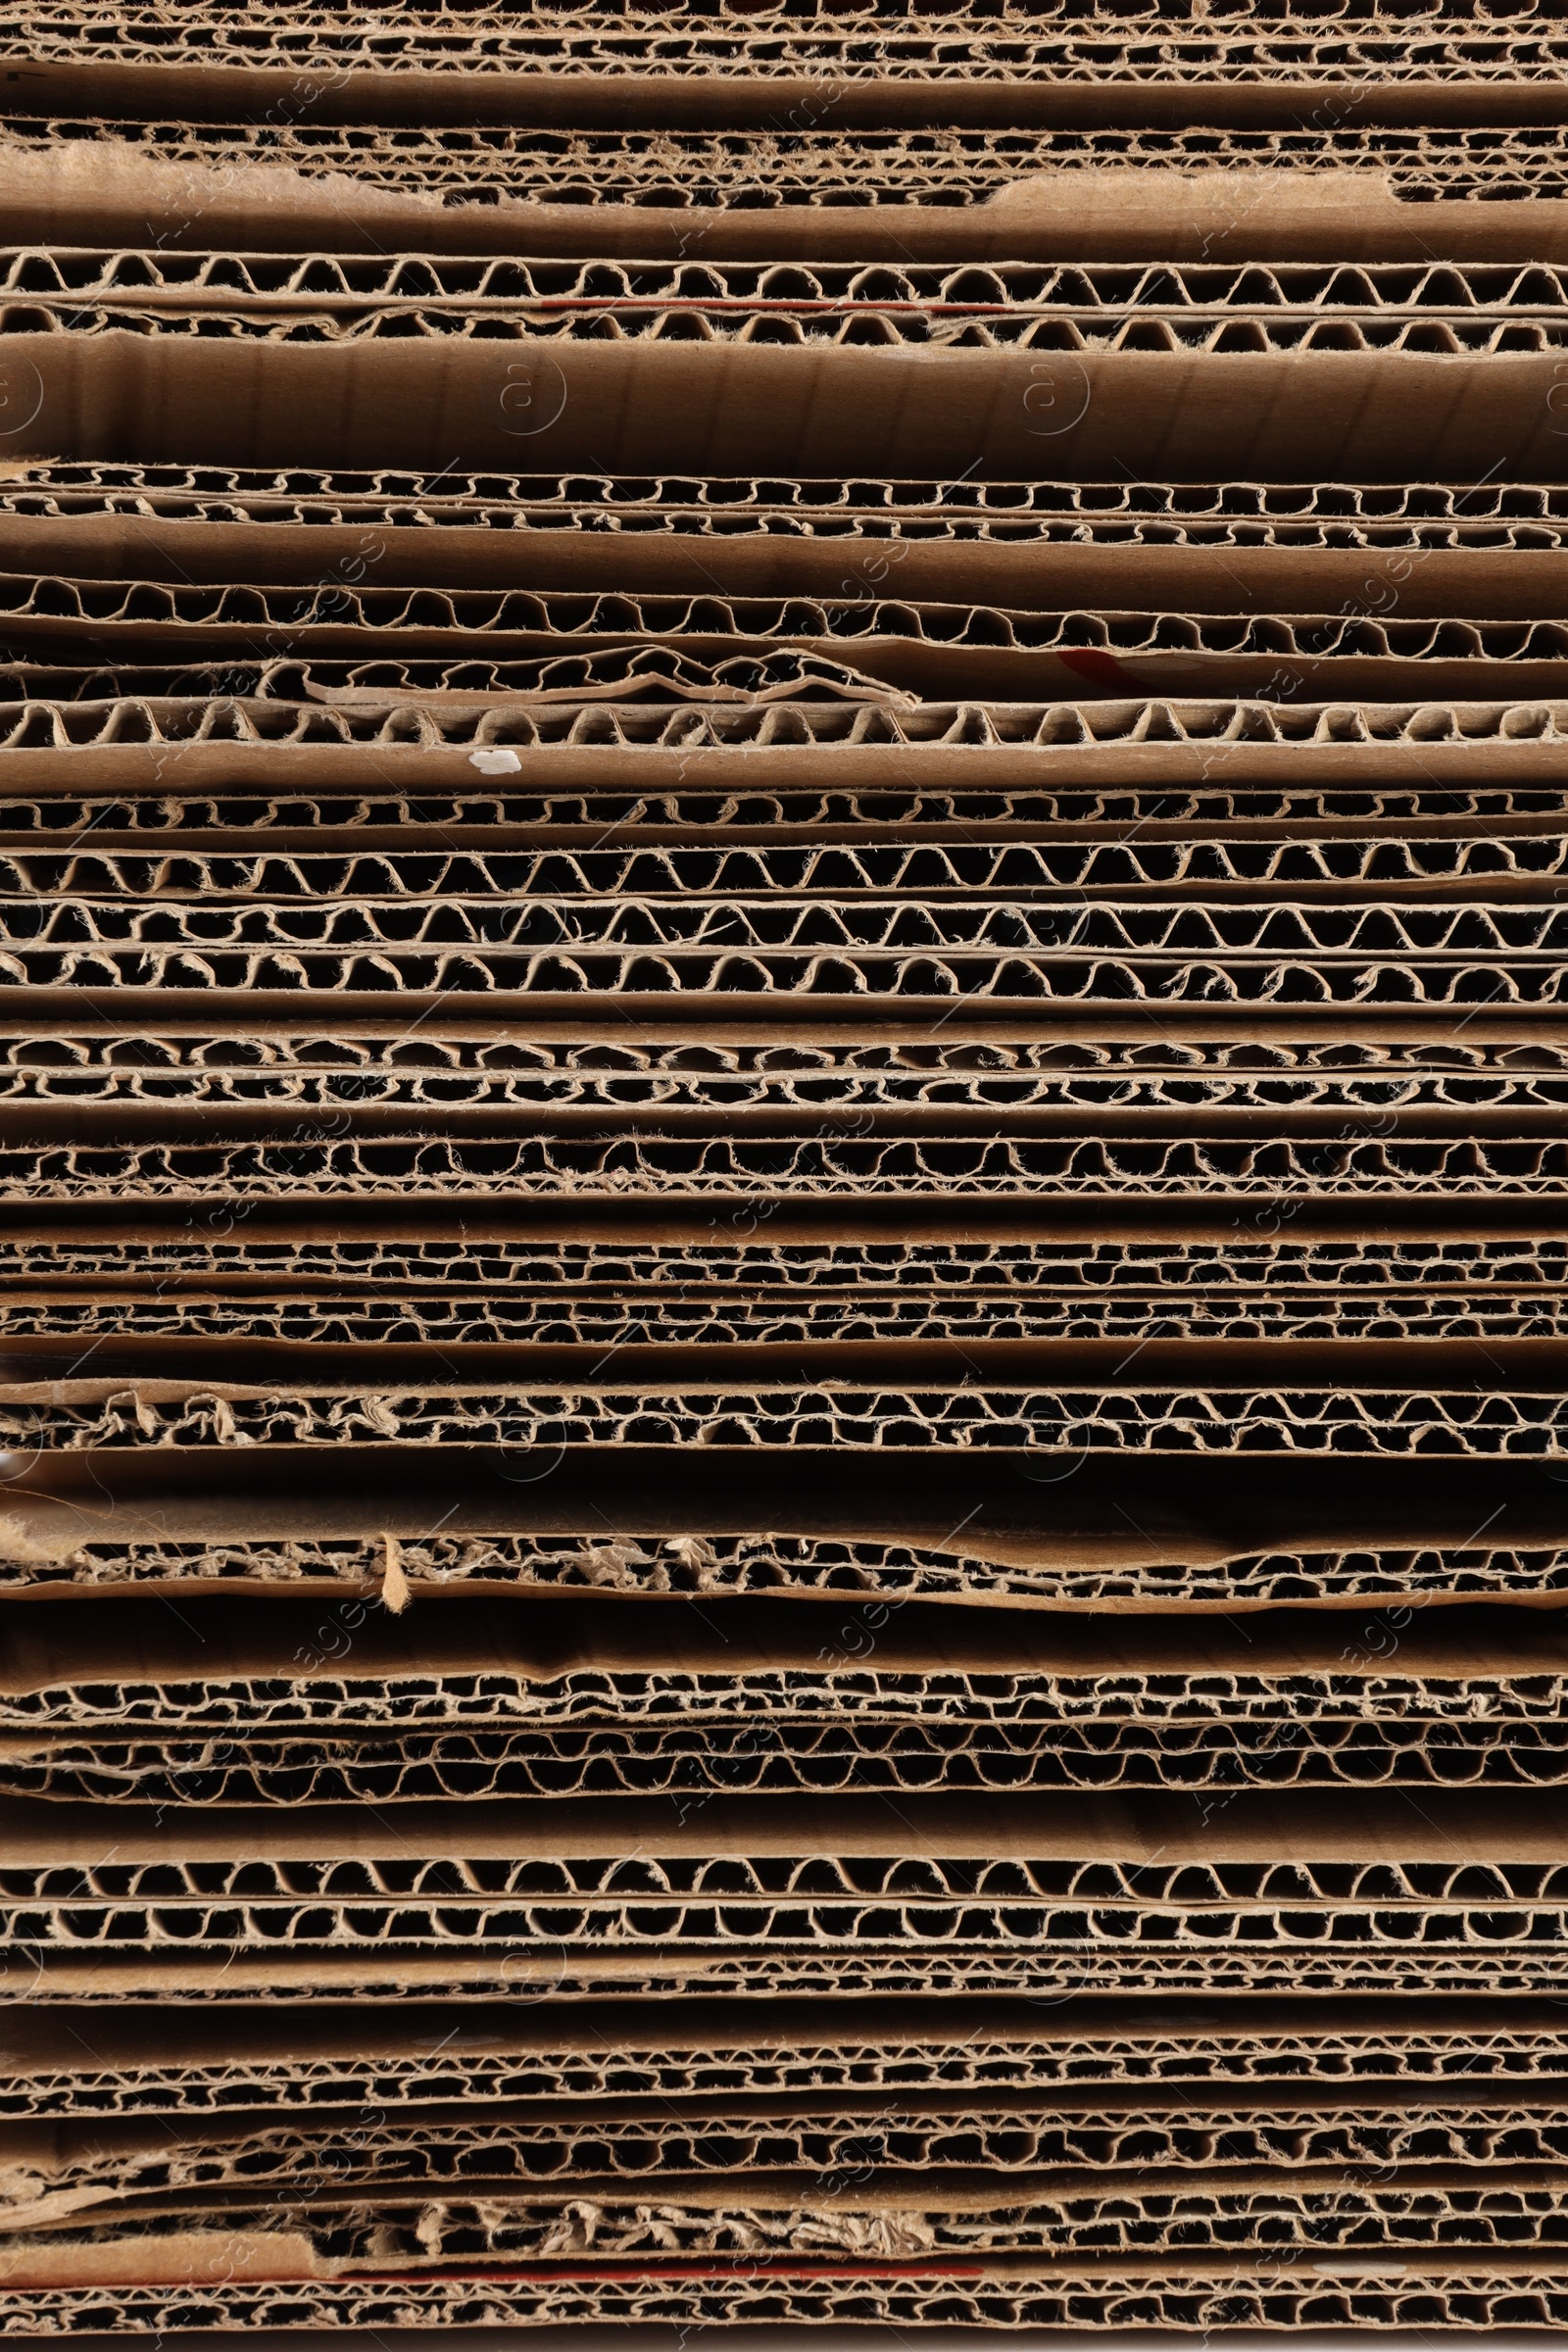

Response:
(3, 3), (1568, 2333)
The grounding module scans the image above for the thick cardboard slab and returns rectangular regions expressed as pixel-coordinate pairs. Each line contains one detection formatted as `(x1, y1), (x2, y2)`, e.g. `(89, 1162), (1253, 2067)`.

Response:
(7, 1989), (1568, 2109)
(18, 245), (1568, 355)
(9, 515), (1568, 620)
(10, 2095), (1568, 2237)
(9, 121), (1568, 220)
(14, 149), (1568, 263)
(13, 53), (1568, 131)
(4, 332), (1568, 483)
(7, 462), (1568, 546)
(3, 1592), (1568, 1800)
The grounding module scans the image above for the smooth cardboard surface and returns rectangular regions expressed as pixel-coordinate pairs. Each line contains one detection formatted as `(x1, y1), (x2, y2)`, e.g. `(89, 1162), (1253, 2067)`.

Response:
(6, 334), (1568, 482)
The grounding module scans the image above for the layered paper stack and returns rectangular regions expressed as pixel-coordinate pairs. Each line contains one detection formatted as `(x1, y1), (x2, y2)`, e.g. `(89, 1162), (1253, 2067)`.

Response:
(2, 0), (1568, 2332)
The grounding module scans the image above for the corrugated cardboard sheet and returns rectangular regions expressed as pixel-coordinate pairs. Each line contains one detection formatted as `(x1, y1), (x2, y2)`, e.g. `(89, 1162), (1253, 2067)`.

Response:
(6, 0), (1568, 2332)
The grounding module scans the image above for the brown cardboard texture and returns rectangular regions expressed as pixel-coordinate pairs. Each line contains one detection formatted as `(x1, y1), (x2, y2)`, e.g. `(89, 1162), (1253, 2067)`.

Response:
(5, 20), (1568, 2329)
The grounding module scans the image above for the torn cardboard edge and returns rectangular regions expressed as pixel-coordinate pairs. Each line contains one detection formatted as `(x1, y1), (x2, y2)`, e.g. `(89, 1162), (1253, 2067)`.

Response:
(5, 2141), (1568, 2251)
(8, 1378), (1568, 1467)
(3, 2199), (1568, 2303)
